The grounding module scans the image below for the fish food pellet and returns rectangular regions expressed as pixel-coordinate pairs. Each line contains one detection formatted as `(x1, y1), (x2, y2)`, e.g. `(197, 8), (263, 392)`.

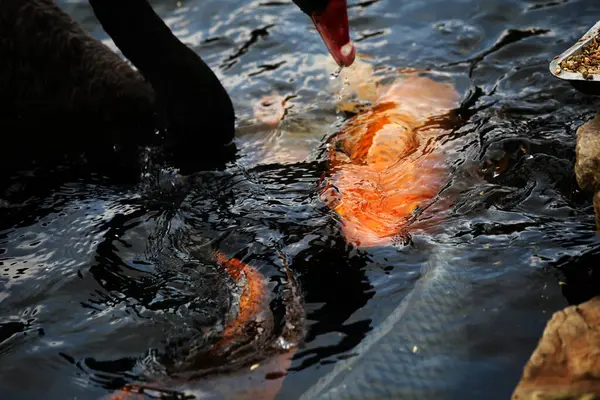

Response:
(559, 35), (600, 78)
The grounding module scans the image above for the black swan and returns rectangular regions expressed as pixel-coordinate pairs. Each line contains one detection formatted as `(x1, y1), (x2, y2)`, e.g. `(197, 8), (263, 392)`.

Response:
(0, 0), (355, 175)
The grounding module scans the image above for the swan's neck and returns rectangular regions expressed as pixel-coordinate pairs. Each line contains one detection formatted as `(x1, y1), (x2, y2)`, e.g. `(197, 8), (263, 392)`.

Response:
(88, 0), (235, 155)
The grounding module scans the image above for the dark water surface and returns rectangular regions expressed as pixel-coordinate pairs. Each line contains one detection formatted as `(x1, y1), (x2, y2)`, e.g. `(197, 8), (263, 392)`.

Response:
(2, 0), (600, 399)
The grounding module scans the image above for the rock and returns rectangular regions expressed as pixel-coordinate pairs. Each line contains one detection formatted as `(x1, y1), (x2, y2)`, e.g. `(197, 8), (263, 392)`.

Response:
(576, 113), (600, 192)
(595, 192), (600, 233)
(575, 113), (600, 235)
(512, 297), (600, 400)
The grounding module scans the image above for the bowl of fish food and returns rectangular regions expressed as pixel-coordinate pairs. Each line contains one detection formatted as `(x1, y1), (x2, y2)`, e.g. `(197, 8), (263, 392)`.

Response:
(550, 20), (600, 95)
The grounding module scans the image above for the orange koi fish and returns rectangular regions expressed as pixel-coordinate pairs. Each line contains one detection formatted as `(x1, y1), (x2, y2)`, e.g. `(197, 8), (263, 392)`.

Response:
(108, 251), (299, 400)
(213, 251), (270, 349)
(320, 72), (460, 247)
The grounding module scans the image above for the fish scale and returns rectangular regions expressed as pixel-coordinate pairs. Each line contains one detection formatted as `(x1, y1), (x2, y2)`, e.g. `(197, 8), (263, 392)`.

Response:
(300, 247), (472, 400)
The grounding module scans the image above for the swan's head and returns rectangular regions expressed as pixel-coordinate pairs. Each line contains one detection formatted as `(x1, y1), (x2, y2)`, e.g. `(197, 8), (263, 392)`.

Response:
(293, 0), (355, 67)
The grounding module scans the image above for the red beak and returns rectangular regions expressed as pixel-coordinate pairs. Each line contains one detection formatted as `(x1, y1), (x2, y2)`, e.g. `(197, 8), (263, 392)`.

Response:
(311, 0), (355, 67)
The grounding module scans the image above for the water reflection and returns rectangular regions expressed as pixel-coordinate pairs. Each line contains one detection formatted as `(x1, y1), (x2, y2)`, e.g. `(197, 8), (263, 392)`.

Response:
(1, 0), (600, 399)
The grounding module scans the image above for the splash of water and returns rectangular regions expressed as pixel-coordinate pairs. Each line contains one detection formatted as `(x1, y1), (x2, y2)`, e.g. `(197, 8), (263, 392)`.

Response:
(330, 66), (343, 80)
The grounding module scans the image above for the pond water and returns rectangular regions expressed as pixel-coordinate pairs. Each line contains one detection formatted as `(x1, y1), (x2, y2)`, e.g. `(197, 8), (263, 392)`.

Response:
(2, 0), (600, 399)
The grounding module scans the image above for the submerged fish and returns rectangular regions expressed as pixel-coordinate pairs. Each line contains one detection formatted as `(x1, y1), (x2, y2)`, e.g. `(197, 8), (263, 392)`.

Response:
(299, 60), (474, 400)
(107, 251), (304, 400)
(109, 60), (462, 400)
(300, 245), (473, 400)
(321, 72), (460, 247)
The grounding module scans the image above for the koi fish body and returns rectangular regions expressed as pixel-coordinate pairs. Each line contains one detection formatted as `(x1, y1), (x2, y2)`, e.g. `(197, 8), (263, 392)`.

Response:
(321, 74), (460, 247)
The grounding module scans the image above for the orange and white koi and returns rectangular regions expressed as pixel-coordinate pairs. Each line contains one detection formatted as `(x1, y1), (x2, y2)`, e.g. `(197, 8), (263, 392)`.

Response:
(320, 61), (460, 247)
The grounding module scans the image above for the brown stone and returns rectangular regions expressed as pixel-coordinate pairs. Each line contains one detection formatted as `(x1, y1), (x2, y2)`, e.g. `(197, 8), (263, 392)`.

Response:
(512, 297), (600, 400)
(576, 114), (600, 193)
(595, 192), (600, 234)
(575, 114), (600, 235)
